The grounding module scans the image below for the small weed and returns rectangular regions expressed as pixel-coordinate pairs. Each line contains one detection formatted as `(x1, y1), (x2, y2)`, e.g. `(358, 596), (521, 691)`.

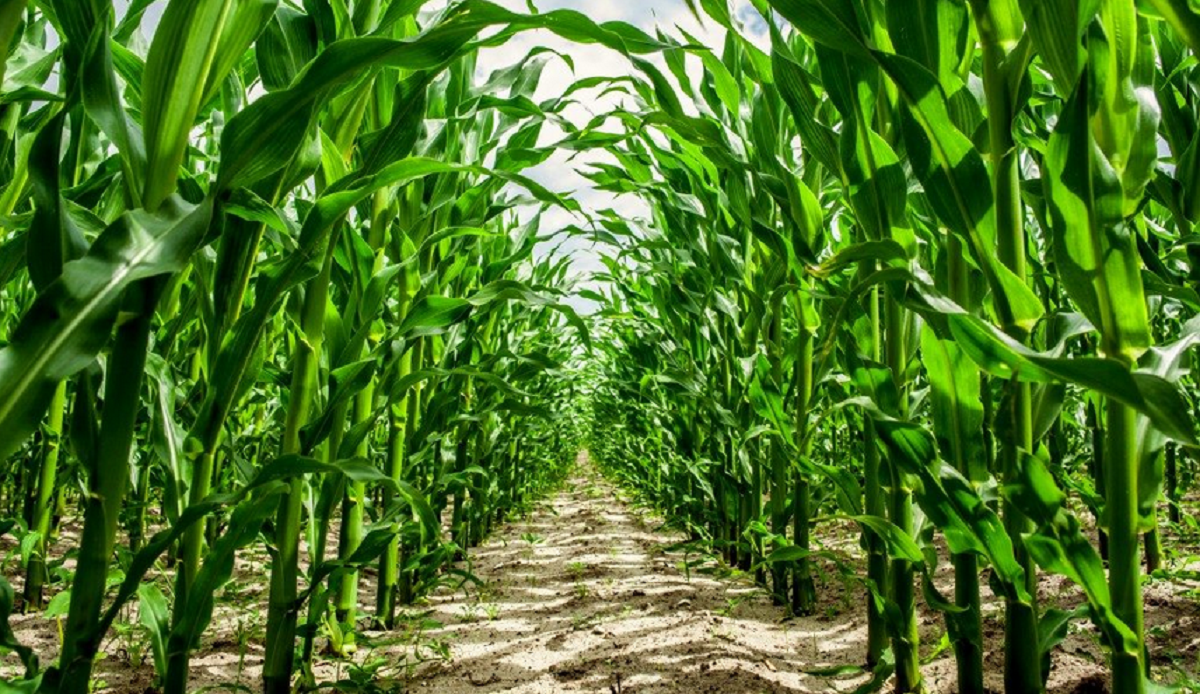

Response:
(234, 611), (263, 680)
(476, 580), (502, 603)
(458, 604), (479, 624)
(716, 596), (748, 618)
(111, 621), (147, 670)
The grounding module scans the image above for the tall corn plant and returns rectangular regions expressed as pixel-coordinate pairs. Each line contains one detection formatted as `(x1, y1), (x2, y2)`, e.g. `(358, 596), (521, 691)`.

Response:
(585, 2), (1200, 694)
(1025, 3), (1163, 690)
(0, 1), (672, 692)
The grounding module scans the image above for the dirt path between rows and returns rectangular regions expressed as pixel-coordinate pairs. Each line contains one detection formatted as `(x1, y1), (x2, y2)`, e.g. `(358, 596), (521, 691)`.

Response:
(410, 454), (875, 693)
(3, 452), (1136, 692)
(213, 453), (1129, 694)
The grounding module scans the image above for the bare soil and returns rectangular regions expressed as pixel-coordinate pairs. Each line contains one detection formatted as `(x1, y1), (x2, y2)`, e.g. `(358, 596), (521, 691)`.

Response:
(2, 455), (1199, 693)
(404, 461), (1200, 693)
(409, 468), (869, 693)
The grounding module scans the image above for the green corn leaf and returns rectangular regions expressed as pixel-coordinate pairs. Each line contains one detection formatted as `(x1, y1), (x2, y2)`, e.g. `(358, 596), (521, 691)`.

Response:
(849, 514), (924, 563)
(901, 275), (1196, 443)
(1144, 0), (1200, 54)
(47, 0), (105, 68)
(1006, 450), (1140, 655)
(843, 120), (911, 248)
(142, 0), (235, 209)
(0, 231), (27, 288)
(1016, 0), (1101, 92)
(256, 5), (319, 92)
(0, 0), (24, 87)
(145, 355), (188, 522)
(920, 324), (986, 482)
(398, 296), (472, 338)
(838, 391), (1032, 603)
(772, 46), (840, 178)
(0, 197), (215, 460)
(300, 359), (377, 453)
(1133, 326), (1200, 529)
(755, 545), (843, 567)
(1043, 72), (1151, 363)
(885, 0), (970, 82)
(218, 1), (673, 191)
(764, 0), (871, 59)
(871, 50), (1047, 336)
(697, 48), (740, 113)
(137, 584), (170, 681)
(749, 355), (796, 449)
(357, 72), (431, 178)
(27, 112), (88, 290)
(81, 24), (147, 195)
(168, 489), (283, 651)
(0, 577), (36, 675)
(199, 0), (279, 106)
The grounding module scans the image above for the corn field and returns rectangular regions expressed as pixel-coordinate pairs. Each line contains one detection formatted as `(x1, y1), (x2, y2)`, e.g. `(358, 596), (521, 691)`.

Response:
(1, 0), (1200, 693)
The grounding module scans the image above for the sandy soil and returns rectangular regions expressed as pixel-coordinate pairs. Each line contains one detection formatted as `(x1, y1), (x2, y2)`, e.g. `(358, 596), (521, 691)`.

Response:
(3, 453), (1199, 693)
(405, 460), (1199, 694)
(407, 464), (875, 693)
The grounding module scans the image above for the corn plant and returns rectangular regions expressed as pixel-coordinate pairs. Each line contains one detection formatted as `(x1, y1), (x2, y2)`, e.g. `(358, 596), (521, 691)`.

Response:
(584, 2), (1200, 694)
(3, 2), (1200, 694)
(0, 1), (668, 693)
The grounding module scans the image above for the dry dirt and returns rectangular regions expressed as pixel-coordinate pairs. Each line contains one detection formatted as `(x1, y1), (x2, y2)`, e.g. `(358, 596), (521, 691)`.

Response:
(395, 460), (1200, 694)
(408, 466), (872, 693)
(2, 455), (1199, 693)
